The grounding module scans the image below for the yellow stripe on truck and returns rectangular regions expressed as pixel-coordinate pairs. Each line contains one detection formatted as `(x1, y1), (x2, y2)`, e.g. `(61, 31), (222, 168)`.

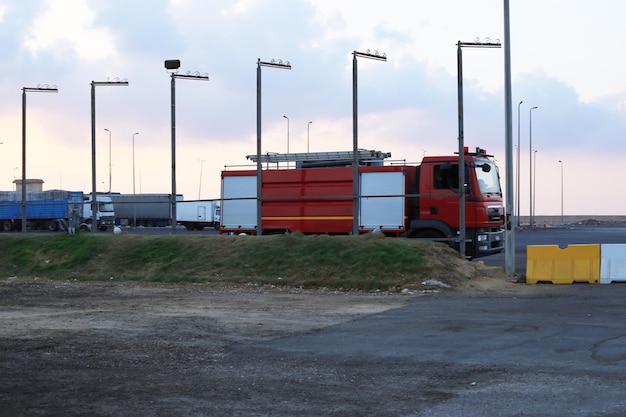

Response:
(263, 216), (353, 221)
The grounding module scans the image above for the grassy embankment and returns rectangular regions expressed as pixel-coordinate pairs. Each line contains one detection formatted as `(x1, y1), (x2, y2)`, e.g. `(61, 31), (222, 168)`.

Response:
(0, 232), (468, 291)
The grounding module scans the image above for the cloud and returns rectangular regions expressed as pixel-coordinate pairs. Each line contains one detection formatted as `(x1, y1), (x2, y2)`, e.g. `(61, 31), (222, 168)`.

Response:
(24, 0), (118, 62)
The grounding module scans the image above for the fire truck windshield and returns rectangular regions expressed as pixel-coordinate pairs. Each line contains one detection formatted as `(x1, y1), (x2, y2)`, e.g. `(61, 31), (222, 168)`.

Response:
(475, 162), (501, 196)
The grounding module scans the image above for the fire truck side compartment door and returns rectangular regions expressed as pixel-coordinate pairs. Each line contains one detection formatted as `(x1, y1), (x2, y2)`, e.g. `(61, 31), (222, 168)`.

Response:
(221, 175), (257, 229)
(360, 171), (404, 229)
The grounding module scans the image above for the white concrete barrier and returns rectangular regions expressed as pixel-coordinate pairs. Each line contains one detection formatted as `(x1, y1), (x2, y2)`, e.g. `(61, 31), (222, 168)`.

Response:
(600, 244), (626, 284)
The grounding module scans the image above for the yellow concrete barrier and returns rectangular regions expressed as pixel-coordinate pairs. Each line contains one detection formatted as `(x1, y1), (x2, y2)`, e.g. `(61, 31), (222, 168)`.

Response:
(526, 244), (600, 284)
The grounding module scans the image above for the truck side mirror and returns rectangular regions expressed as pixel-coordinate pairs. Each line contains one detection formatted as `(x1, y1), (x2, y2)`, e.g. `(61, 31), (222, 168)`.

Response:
(481, 164), (491, 173)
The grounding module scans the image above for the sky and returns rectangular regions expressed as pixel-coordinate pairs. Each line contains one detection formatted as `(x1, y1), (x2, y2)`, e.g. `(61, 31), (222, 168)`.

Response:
(1, 0), (626, 215)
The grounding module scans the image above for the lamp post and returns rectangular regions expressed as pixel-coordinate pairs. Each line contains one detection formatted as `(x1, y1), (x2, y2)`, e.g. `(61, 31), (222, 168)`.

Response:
(132, 132), (139, 196)
(503, 0), (516, 275)
(91, 79), (128, 231)
(132, 132), (139, 227)
(533, 149), (538, 227)
(256, 58), (292, 236)
(307, 121), (313, 152)
(516, 100), (523, 227)
(282, 115), (290, 154)
(353, 49), (387, 236)
(22, 85), (58, 233)
(198, 159), (205, 200)
(529, 106), (538, 227)
(164, 59), (209, 233)
(559, 160), (564, 224)
(457, 38), (501, 258)
(104, 128), (112, 193)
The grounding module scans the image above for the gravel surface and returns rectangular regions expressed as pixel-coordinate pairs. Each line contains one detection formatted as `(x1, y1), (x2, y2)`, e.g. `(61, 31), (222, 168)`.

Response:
(0, 281), (422, 416)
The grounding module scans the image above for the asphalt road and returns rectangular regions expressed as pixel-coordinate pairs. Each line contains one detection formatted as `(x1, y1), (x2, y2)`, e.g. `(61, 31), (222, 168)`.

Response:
(251, 284), (626, 416)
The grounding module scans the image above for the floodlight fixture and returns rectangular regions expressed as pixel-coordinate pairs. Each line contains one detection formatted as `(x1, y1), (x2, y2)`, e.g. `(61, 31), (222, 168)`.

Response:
(458, 37), (502, 48)
(172, 71), (209, 81)
(353, 49), (387, 61)
(91, 79), (129, 87)
(258, 58), (292, 70)
(23, 84), (58, 93)
(164, 59), (181, 72)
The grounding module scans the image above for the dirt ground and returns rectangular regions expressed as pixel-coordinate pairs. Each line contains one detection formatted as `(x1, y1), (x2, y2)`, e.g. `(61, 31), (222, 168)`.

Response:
(0, 272), (522, 417)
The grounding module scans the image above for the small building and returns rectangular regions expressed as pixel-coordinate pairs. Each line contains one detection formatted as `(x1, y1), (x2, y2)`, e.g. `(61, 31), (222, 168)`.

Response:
(13, 179), (44, 192)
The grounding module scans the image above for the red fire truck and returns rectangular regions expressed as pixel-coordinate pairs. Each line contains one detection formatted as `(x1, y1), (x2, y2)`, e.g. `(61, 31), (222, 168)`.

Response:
(220, 148), (504, 258)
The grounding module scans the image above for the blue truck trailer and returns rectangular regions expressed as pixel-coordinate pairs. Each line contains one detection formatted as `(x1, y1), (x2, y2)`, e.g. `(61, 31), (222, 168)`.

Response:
(0, 190), (85, 232)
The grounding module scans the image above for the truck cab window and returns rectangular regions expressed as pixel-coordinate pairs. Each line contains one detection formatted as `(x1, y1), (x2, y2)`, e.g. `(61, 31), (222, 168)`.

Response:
(433, 164), (459, 190)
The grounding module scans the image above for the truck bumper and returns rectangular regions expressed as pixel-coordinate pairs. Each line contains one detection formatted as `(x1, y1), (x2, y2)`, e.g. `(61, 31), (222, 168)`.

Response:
(100, 217), (115, 228)
(472, 227), (505, 258)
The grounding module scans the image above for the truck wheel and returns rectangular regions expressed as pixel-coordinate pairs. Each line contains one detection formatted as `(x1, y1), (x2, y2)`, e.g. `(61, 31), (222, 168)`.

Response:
(1, 220), (12, 232)
(46, 221), (59, 232)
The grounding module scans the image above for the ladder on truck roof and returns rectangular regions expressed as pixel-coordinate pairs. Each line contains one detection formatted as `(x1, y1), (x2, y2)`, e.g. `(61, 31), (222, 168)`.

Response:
(247, 149), (392, 163)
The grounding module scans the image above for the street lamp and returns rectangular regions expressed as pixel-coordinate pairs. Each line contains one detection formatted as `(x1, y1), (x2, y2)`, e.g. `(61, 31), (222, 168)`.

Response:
(529, 106), (538, 227)
(516, 100), (523, 227)
(198, 159), (205, 200)
(353, 49), (387, 235)
(457, 38), (501, 258)
(307, 121), (313, 152)
(104, 128), (112, 193)
(164, 59), (209, 233)
(91, 79), (128, 231)
(282, 115), (290, 154)
(22, 85), (58, 233)
(559, 160), (564, 224)
(256, 58), (292, 236)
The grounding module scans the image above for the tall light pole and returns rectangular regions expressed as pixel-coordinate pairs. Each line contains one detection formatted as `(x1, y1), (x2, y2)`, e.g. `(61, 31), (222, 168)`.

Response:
(132, 132), (139, 195)
(22, 85), (58, 233)
(559, 160), (564, 224)
(533, 149), (538, 227)
(198, 159), (205, 200)
(165, 59), (209, 233)
(353, 49), (387, 236)
(307, 121), (313, 152)
(256, 58), (292, 236)
(282, 115), (290, 154)
(130, 132), (139, 228)
(516, 100), (523, 227)
(91, 79), (128, 231)
(503, 0), (516, 275)
(104, 128), (112, 193)
(457, 39), (501, 258)
(529, 106), (538, 227)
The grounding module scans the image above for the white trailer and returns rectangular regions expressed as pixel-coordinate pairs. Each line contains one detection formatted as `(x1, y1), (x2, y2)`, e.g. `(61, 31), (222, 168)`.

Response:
(176, 200), (220, 231)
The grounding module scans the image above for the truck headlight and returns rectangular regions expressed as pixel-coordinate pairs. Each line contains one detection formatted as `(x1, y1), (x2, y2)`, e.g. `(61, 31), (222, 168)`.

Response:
(477, 234), (488, 242)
